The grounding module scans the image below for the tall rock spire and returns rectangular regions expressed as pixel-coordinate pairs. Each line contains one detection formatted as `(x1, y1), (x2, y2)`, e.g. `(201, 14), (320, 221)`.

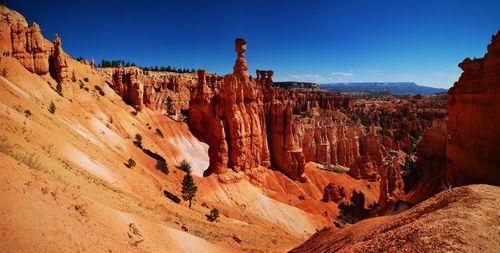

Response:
(233, 38), (249, 79)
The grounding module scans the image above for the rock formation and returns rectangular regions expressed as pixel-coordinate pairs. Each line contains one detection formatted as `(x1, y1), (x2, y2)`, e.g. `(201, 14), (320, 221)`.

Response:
(9, 22), (50, 75)
(189, 38), (428, 187)
(322, 183), (347, 203)
(112, 68), (144, 110)
(189, 39), (272, 176)
(266, 100), (305, 179)
(447, 31), (500, 186)
(109, 67), (196, 113)
(49, 34), (68, 83)
(30, 23), (49, 75)
(378, 151), (404, 209)
(407, 119), (447, 204)
(0, 7), (72, 80)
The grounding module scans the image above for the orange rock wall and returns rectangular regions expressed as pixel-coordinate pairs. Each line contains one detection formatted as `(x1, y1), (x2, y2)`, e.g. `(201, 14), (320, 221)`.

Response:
(447, 31), (500, 186)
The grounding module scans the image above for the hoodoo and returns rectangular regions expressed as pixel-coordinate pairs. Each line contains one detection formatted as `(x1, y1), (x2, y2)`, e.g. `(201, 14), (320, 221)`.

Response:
(189, 38), (273, 176)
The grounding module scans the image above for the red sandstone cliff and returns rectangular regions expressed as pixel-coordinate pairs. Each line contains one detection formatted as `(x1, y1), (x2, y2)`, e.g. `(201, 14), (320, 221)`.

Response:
(104, 67), (196, 114)
(189, 39), (273, 176)
(0, 7), (69, 84)
(407, 119), (447, 204)
(447, 31), (500, 186)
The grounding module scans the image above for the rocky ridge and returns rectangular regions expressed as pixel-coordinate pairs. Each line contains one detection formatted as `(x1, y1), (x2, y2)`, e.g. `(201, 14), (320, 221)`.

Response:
(290, 184), (500, 253)
(446, 31), (500, 186)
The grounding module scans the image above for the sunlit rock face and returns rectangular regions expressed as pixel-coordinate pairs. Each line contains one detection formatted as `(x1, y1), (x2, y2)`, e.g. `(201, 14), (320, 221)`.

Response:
(189, 38), (273, 177)
(189, 38), (394, 181)
(447, 31), (500, 186)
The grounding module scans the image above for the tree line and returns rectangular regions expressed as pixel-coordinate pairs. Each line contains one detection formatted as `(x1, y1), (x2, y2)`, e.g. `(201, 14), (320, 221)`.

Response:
(98, 59), (196, 73)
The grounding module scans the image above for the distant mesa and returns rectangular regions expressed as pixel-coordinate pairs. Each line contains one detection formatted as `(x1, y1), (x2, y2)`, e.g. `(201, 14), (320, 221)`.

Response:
(321, 82), (448, 96)
(273, 81), (320, 91)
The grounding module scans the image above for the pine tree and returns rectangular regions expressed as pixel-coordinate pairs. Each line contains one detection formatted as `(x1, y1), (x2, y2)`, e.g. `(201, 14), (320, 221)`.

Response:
(48, 101), (56, 114)
(181, 172), (197, 208)
(55, 82), (63, 96)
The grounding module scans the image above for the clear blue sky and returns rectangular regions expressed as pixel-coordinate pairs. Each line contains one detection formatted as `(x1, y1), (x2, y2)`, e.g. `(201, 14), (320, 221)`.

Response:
(8, 0), (500, 88)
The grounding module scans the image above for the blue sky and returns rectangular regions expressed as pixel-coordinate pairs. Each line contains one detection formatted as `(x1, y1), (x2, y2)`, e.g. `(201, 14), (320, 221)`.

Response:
(8, 0), (500, 88)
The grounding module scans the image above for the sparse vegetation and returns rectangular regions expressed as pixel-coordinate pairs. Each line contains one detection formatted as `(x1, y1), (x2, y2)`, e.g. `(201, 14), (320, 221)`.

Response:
(322, 164), (346, 174)
(71, 70), (77, 82)
(206, 208), (220, 222)
(0, 136), (11, 154)
(181, 172), (197, 208)
(0, 137), (42, 170)
(48, 101), (56, 114)
(1, 68), (7, 77)
(131, 110), (138, 116)
(126, 158), (136, 168)
(401, 155), (416, 172)
(134, 134), (142, 147)
(201, 202), (209, 208)
(83, 77), (89, 82)
(177, 159), (191, 173)
(56, 82), (63, 96)
(24, 109), (31, 118)
(163, 190), (180, 204)
(156, 159), (169, 175)
(94, 85), (105, 96)
(440, 179), (454, 191)
(155, 128), (164, 138)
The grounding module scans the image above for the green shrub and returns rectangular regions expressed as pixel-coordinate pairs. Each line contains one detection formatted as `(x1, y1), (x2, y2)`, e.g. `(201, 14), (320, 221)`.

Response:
(155, 128), (164, 138)
(126, 158), (136, 168)
(24, 109), (32, 118)
(94, 85), (105, 96)
(48, 101), (56, 114)
(206, 208), (219, 222)
(177, 159), (191, 173)
(156, 160), (169, 175)
(56, 82), (63, 96)
(83, 77), (89, 82)
(323, 164), (346, 174)
(134, 134), (142, 147)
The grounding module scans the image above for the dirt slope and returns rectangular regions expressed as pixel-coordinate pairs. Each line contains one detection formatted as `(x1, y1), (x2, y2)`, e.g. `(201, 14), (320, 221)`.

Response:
(0, 55), (308, 252)
(290, 184), (500, 253)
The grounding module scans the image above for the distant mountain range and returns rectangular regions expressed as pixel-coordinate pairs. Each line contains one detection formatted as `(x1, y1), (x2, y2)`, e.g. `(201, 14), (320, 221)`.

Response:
(320, 82), (448, 96)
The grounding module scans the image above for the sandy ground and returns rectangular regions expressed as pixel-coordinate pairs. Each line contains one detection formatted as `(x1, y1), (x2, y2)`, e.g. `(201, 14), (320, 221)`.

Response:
(290, 184), (500, 253)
